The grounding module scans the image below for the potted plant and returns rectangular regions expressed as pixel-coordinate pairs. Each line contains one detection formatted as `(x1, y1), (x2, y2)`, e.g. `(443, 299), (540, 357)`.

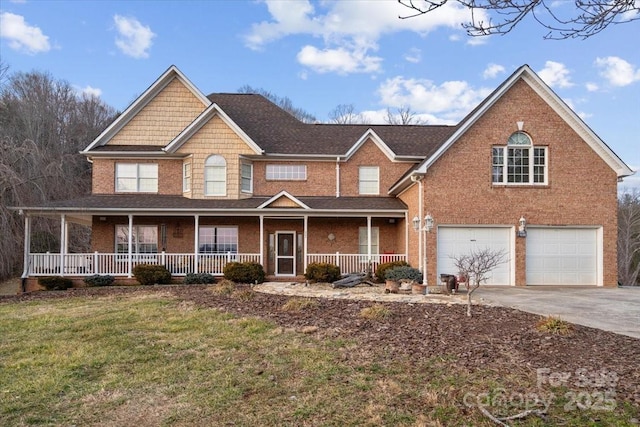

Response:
(385, 266), (423, 294)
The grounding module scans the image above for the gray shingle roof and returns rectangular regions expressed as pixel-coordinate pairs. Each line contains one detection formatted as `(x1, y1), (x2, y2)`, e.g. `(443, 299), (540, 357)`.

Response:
(20, 194), (406, 213)
(207, 93), (457, 157)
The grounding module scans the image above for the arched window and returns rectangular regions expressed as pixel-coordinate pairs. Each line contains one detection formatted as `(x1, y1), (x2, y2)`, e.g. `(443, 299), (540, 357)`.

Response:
(204, 155), (226, 196)
(492, 132), (547, 185)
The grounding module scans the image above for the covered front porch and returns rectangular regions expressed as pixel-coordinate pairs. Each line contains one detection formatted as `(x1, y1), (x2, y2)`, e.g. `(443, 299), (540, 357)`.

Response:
(20, 208), (409, 282)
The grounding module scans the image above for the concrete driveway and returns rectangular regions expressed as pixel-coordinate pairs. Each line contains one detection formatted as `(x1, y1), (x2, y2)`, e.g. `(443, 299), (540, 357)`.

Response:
(475, 286), (640, 339)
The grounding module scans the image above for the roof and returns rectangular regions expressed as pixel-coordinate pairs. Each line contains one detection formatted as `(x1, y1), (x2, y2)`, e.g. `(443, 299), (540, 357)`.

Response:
(206, 93), (456, 157)
(14, 194), (407, 215)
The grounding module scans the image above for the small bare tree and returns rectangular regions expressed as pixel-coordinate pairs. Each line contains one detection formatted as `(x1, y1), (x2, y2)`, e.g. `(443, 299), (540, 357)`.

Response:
(384, 105), (427, 125)
(328, 103), (367, 124)
(451, 247), (507, 317)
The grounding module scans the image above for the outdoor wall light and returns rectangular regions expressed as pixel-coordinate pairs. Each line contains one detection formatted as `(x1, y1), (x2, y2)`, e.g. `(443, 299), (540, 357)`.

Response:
(425, 214), (434, 232)
(412, 215), (420, 231)
(518, 216), (527, 237)
(327, 233), (336, 242)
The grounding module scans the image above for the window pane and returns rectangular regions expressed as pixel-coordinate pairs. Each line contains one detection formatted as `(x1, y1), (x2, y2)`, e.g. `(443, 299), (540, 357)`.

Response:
(183, 163), (191, 192)
(359, 167), (379, 195)
(241, 163), (252, 192)
(358, 227), (379, 255)
(199, 226), (238, 253)
(507, 148), (529, 183)
(138, 164), (157, 178)
(492, 147), (504, 183)
(533, 147), (546, 183)
(266, 164), (306, 180)
(116, 177), (137, 192)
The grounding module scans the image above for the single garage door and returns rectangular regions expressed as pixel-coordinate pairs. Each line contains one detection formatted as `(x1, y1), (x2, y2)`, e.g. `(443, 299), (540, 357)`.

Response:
(526, 228), (597, 285)
(437, 227), (512, 286)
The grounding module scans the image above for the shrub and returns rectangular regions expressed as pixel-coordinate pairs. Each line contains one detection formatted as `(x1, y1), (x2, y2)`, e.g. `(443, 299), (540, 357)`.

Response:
(385, 265), (422, 282)
(360, 304), (392, 321)
(536, 316), (573, 335)
(304, 263), (341, 283)
(133, 264), (172, 286)
(211, 279), (236, 295)
(232, 288), (256, 301)
(83, 275), (115, 287)
(281, 297), (319, 312)
(375, 261), (410, 282)
(183, 273), (216, 285)
(223, 262), (265, 284)
(38, 276), (73, 291)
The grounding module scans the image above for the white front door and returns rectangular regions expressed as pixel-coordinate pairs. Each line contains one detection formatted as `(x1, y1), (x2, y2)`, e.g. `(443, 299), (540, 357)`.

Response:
(276, 232), (295, 276)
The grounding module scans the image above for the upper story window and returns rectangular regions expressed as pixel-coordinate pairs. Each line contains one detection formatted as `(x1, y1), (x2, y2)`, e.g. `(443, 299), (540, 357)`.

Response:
(115, 163), (158, 193)
(183, 162), (191, 192)
(241, 163), (253, 193)
(204, 155), (226, 196)
(492, 132), (547, 185)
(359, 166), (379, 195)
(266, 164), (306, 180)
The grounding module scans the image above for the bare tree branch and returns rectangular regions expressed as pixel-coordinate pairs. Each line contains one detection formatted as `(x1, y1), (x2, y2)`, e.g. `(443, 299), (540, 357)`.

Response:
(618, 189), (640, 286)
(398, 0), (640, 39)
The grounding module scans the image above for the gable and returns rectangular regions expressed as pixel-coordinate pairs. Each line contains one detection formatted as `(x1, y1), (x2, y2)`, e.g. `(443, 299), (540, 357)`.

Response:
(390, 65), (633, 194)
(108, 78), (207, 147)
(258, 191), (310, 209)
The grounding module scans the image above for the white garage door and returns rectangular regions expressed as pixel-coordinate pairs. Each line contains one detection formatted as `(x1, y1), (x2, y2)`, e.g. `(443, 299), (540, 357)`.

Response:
(526, 228), (597, 285)
(437, 227), (512, 286)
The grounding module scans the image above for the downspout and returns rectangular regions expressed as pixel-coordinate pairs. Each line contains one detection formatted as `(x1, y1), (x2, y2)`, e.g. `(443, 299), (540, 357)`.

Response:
(335, 157), (340, 198)
(411, 175), (424, 273)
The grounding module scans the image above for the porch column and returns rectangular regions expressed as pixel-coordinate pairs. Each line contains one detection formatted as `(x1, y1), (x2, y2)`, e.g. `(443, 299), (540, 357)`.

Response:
(404, 211), (409, 261)
(59, 214), (66, 276)
(259, 215), (264, 266)
(194, 215), (199, 274)
(367, 216), (372, 262)
(22, 214), (31, 278)
(303, 215), (308, 272)
(127, 214), (133, 278)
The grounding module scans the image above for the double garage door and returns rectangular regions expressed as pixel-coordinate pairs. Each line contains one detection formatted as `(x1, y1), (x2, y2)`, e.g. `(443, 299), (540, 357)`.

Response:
(437, 226), (598, 286)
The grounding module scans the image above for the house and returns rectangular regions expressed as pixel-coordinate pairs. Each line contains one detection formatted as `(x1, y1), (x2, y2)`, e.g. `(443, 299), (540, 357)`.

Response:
(14, 64), (633, 290)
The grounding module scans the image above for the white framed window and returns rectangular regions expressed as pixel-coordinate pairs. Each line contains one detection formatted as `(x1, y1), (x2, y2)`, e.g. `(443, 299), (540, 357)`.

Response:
(183, 162), (191, 192)
(359, 166), (379, 195)
(115, 225), (158, 254)
(241, 163), (253, 193)
(358, 227), (379, 255)
(266, 164), (306, 180)
(115, 163), (158, 193)
(204, 155), (226, 196)
(492, 132), (547, 185)
(198, 226), (238, 253)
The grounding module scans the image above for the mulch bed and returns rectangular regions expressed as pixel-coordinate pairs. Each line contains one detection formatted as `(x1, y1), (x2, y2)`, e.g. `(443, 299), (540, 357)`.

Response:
(3, 285), (639, 407)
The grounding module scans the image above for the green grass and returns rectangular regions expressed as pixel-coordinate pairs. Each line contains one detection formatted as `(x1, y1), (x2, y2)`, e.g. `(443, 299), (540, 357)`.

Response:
(0, 292), (636, 426)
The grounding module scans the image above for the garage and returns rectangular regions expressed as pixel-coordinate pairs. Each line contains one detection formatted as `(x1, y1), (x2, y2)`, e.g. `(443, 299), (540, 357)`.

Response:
(526, 228), (598, 286)
(437, 226), (512, 286)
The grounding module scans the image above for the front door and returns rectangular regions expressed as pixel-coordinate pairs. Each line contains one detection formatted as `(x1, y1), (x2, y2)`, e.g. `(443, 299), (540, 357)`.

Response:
(276, 232), (295, 276)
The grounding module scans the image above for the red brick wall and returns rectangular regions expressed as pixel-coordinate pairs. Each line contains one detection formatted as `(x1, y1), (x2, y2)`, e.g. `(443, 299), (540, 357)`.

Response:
(422, 79), (618, 286)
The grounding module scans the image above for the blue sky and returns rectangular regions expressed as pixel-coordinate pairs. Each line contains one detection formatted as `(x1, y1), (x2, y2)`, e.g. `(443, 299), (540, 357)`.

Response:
(1, 0), (638, 189)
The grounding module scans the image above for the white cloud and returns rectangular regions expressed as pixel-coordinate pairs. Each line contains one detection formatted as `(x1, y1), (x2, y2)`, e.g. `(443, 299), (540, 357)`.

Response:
(483, 63), (505, 79)
(537, 61), (573, 88)
(246, 0), (486, 74)
(297, 45), (382, 74)
(113, 15), (155, 59)
(375, 76), (492, 123)
(0, 12), (51, 54)
(595, 56), (640, 87)
(404, 47), (421, 64)
(585, 82), (599, 92)
(79, 85), (102, 98)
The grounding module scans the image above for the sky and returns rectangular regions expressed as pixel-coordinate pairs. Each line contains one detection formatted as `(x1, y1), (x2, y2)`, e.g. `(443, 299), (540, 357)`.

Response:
(1, 0), (639, 190)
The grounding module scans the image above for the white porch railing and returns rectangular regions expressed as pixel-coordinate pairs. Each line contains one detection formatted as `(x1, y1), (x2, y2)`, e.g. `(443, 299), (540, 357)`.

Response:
(306, 253), (407, 276)
(27, 252), (407, 278)
(28, 252), (260, 277)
